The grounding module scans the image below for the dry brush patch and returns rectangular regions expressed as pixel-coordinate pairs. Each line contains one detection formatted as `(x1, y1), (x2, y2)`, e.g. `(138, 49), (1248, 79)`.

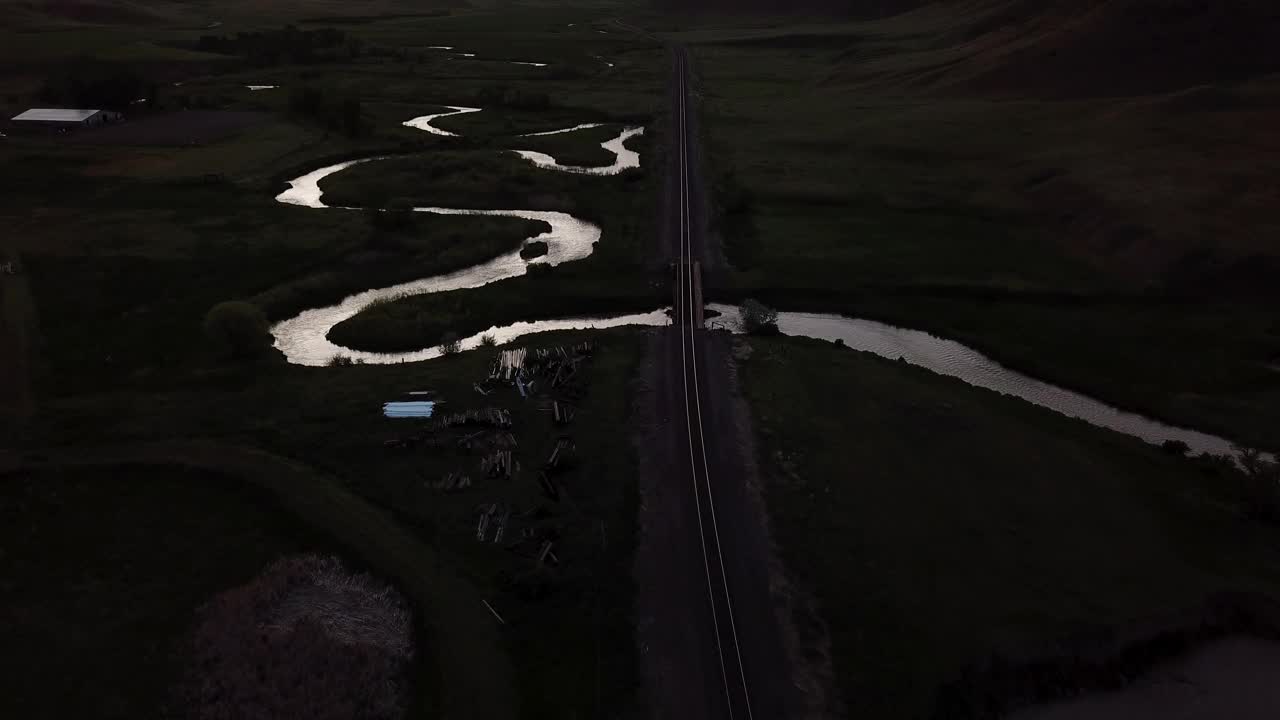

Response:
(175, 554), (414, 720)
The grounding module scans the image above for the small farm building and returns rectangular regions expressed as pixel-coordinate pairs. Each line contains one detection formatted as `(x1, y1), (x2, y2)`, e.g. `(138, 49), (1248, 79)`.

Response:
(10, 108), (121, 128)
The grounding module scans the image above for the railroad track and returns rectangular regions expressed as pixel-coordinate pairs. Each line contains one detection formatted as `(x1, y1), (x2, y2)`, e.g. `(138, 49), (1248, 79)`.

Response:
(672, 49), (755, 720)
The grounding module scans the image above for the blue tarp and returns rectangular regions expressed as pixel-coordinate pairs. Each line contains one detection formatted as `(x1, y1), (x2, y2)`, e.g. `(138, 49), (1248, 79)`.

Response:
(383, 401), (436, 418)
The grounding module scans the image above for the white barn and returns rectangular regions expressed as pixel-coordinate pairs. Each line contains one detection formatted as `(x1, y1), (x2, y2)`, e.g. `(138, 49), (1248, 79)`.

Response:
(10, 108), (121, 128)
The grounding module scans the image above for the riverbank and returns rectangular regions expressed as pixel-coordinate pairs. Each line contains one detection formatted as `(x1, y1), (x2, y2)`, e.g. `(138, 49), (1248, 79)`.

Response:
(739, 333), (1280, 720)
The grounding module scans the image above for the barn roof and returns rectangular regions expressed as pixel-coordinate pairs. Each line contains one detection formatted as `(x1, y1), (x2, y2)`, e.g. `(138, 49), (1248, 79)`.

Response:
(11, 108), (102, 122)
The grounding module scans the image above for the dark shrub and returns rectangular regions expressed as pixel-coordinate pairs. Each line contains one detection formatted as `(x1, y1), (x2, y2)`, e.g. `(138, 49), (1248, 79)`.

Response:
(520, 241), (549, 260)
(440, 332), (462, 355)
(1239, 448), (1280, 523)
(204, 301), (273, 360)
(740, 299), (779, 335)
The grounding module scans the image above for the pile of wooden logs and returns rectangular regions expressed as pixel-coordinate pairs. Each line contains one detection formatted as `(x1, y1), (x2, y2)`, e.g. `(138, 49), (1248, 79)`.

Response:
(491, 348), (528, 381)
(427, 407), (512, 431)
(482, 450), (516, 479)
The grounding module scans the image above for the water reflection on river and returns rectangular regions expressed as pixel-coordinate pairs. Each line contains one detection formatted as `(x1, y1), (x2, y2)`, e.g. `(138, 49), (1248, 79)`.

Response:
(708, 304), (1244, 458)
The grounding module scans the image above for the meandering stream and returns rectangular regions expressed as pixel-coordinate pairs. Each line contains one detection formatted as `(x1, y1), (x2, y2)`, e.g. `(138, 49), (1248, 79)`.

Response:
(269, 102), (1256, 459)
(706, 305), (1248, 458)
(271, 107), (644, 367)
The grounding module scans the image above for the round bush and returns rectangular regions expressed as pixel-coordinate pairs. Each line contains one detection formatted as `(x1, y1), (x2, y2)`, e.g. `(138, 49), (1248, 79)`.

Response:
(204, 301), (273, 360)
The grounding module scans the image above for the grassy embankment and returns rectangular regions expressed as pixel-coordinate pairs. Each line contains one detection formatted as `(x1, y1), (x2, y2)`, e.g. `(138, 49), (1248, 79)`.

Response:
(742, 334), (1280, 720)
(683, 7), (1280, 450)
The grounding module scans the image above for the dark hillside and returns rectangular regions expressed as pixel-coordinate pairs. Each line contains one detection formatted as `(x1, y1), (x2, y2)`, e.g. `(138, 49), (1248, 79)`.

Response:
(961, 0), (1280, 97)
(653, 0), (933, 18)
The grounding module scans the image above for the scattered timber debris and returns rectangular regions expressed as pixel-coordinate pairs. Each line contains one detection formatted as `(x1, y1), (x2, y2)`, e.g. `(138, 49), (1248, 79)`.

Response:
(476, 503), (496, 541)
(492, 348), (528, 381)
(378, 341), (605, 575)
(476, 503), (513, 543)
(545, 436), (576, 471)
(494, 506), (512, 543)
(481, 450), (516, 479)
(431, 471), (472, 493)
(536, 540), (559, 568)
(552, 401), (575, 425)
(537, 471), (560, 502)
(482, 599), (505, 625)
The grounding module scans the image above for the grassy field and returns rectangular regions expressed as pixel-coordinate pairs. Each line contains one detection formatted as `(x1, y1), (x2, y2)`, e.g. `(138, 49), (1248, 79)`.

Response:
(741, 334), (1280, 720)
(0, 464), (336, 719)
(2, 4), (659, 717)
(0, 1), (665, 394)
(13, 326), (648, 719)
(0, 248), (36, 427)
(682, 7), (1280, 450)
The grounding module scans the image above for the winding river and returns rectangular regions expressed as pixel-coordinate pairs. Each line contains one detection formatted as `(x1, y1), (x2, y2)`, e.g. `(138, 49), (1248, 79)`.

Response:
(706, 305), (1249, 459)
(271, 107), (645, 367)
(269, 104), (1257, 459)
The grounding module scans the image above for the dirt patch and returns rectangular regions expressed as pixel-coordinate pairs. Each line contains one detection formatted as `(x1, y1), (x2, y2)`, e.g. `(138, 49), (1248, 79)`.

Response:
(70, 110), (269, 146)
